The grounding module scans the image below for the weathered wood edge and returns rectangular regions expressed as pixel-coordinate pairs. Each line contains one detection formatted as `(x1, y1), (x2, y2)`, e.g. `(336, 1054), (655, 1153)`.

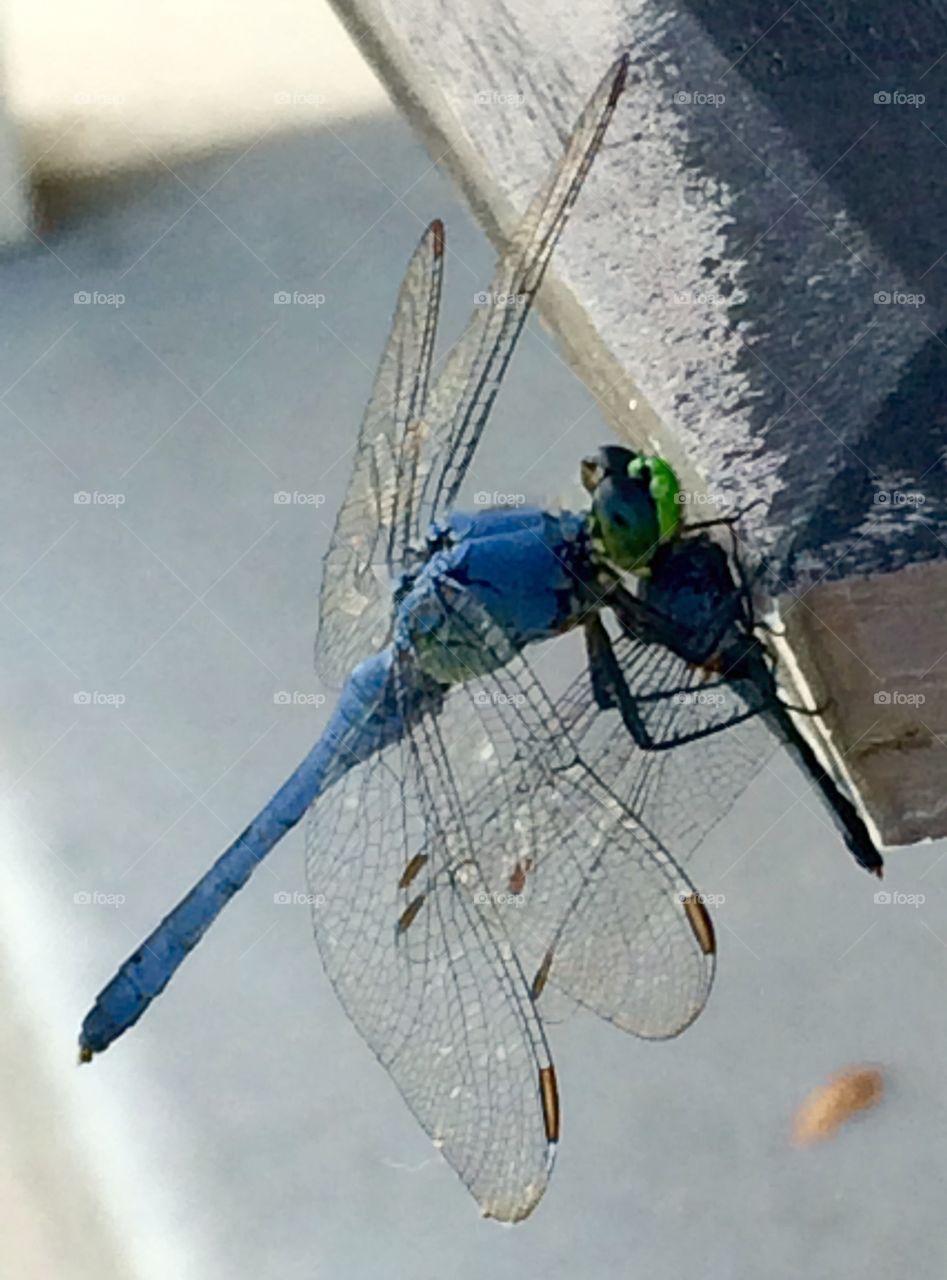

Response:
(328, 0), (946, 851)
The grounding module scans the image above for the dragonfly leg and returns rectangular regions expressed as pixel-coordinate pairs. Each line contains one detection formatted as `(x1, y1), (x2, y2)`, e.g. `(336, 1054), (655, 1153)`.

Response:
(583, 614), (766, 750)
(626, 704), (774, 751)
(583, 614), (654, 747)
(633, 673), (732, 702)
(778, 694), (832, 717)
(755, 619), (787, 640)
(599, 579), (695, 653)
(684, 498), (765, 534)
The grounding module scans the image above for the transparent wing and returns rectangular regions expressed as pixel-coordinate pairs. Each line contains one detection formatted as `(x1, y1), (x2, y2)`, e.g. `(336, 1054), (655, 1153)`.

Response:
(314, 220), (444, 687)
(558, 626), (779, 858)
(391, 582), (716, 1041)
(413, 54), (628, 539)
(314, 54), (628, 686)
(304, 660), (557, 1223)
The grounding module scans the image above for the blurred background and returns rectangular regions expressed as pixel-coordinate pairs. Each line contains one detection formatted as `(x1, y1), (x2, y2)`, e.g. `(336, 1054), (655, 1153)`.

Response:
(2, 3), (947, 1278)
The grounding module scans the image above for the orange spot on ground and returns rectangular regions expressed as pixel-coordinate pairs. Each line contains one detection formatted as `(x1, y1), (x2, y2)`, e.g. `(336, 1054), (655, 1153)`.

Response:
(791, 1065), (884, 1146)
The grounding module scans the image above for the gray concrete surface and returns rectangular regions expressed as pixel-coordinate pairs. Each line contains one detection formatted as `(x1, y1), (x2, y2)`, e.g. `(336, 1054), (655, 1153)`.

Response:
(5, 108), (947, 1279)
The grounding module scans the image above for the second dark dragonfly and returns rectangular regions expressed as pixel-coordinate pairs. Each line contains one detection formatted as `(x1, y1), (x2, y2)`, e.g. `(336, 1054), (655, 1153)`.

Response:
(565, 445), (884, 877)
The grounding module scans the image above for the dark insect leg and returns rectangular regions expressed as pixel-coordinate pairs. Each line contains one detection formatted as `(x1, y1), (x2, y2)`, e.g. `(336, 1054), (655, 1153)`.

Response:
(594, 577), (679, 649)
(626, 704), (772, 752)
(777, 695), (831, 717)
(583, 613), (770, 751)
(683, 499), (765, 535)
(583, 614), (653, 746)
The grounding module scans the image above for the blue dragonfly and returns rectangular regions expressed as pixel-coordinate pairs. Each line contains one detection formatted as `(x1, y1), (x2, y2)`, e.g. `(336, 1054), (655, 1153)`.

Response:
(79, 54), (717, 1222)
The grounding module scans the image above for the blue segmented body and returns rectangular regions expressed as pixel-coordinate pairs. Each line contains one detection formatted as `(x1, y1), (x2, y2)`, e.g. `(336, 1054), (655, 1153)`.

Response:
(79, 508), (593, 1058)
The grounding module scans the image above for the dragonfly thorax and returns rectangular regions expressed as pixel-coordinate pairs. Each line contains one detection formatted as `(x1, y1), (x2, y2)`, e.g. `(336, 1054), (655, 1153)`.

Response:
(393, 506), (592, 686)
(640, 533), (751, 667)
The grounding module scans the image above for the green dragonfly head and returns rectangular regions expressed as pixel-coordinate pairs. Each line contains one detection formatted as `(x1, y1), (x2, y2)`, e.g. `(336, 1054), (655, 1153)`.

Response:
(581, 445), (683, 573)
